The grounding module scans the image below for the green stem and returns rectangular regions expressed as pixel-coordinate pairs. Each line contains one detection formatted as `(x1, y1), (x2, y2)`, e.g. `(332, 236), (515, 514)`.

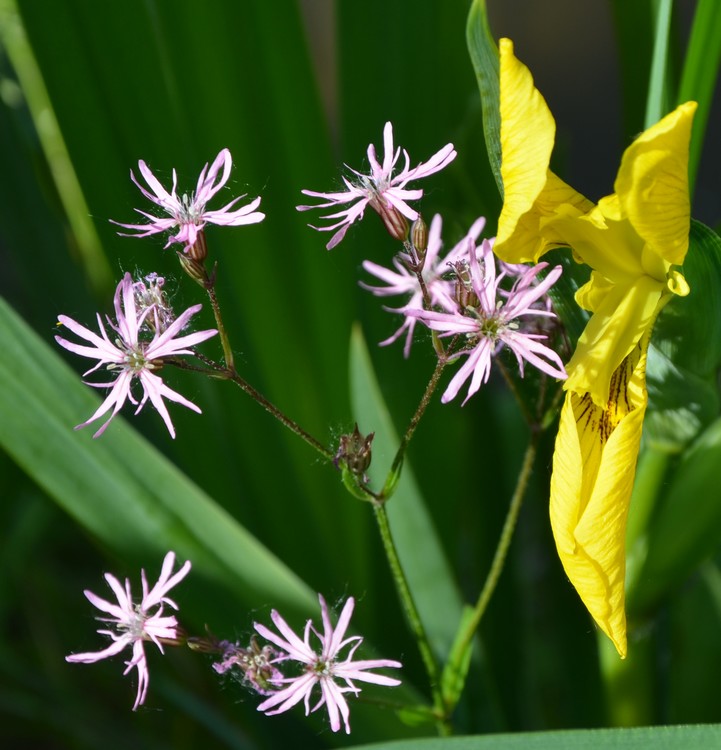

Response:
(452, 437), (537, 663)
(228, 373), (334, 461)
(598, 626), (655, 726)
(380, 357), (447, 499)
(205, 280), (235, 372)
(373, 503), (451, 734)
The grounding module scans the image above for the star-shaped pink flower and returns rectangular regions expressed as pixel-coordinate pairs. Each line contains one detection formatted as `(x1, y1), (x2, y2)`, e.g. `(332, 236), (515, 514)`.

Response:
(254, 595), (401, 734)
(55, 272), (217, 438)
(66, 552), (191, 710)
(298, 122), (456, 249)
(112, 148), (265, 252)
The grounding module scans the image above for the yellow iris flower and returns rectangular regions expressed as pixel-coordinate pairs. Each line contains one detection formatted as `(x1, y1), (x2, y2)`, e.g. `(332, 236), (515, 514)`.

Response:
(494, 38), (696, 657)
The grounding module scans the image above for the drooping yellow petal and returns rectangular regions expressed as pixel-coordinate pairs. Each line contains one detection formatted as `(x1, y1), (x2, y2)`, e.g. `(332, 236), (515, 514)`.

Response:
(615, 102), (696, 267)
(550, 334), (650, 658)
(495, 39), (592, 263)
(565, 275), (666, 407)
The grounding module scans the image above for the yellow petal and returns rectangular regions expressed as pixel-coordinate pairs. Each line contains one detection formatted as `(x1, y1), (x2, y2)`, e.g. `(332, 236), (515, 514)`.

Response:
(550, 334), (650, 658)
(614, 102), (696, 266)
(495, 39), (591, 263)
(565, 275), (666, 406)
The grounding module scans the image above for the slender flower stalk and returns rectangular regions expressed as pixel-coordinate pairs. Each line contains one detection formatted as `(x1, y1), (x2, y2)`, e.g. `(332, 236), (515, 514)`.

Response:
(298, 122), (456, 249)
(112, 148), (265, 252)
(254, 595), (402, 734)
(450, 439), (538, 690)
(55, 273), (217, 438)
(66, 552), (191, 710)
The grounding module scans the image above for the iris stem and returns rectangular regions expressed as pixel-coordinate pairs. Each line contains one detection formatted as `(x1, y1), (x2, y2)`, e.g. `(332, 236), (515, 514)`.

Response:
(450, 437), (538, 678)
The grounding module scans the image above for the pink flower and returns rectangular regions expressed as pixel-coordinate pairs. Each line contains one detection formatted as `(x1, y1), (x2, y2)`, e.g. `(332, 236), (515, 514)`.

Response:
(112, 148), (265, 252)
(254, 595), (401, 734)
(55, 272), (217, 438)
(66, 552), (191, 710)
(298, 122), (456, 249)
(361, 214), (486, 357)
(409, 241), (567, 404)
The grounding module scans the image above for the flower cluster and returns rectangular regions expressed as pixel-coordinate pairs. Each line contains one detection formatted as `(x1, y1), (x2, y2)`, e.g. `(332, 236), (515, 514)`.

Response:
(55, 272), (217, 438)
(66, 552), (191, 710)
(361, 213), (487, 357)
(67, 555), (401, 732)
(361, 213), (567, 402)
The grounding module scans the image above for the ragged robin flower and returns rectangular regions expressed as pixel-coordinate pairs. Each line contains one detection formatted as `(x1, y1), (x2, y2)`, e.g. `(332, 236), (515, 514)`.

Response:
(112, 148), (265, 253)
(55, 272), (217, 438)
(254, 594), (402, 734)
(66, 552), (191, 710)
(494, 37), (696, 657)
(408, 237), (567, 404)
(298, 122), (456, 249)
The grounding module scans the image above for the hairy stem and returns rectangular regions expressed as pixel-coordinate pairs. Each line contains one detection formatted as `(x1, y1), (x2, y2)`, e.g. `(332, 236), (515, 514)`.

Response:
(451, 437), (538, 683)
(373, 503), (451, 734)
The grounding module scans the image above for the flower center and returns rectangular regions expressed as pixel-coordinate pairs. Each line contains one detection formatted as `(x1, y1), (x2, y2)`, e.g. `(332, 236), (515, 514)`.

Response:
(312, 657), (333, 678)
(178, 193), (204, 224)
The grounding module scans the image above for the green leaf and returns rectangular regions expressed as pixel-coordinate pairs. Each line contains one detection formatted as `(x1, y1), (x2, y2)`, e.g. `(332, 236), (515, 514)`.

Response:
(0, 294), (317, 622)
(677, 0), (721, 193)
(644, 0), (673, 129)
(348, 724), (721, 750)
(466, 0), (502, 198)
(628, 416), (721, 615)
(348, 325), (465, 662)
(644, 220), (721, 451)
(667, 563), (721, 722)
(654, 220), (721, 377)
(644, 344), (720, 452)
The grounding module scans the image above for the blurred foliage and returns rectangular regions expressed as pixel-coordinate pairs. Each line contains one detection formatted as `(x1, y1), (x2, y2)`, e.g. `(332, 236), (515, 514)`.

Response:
(0, 0), (720, 748)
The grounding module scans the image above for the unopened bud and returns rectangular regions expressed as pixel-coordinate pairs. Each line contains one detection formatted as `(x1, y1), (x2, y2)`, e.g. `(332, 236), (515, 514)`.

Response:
(373, 201), (409, 243)
(335, 423), (375, 481)
(411, 216), (428, 255)
(177, 251), (209, 287)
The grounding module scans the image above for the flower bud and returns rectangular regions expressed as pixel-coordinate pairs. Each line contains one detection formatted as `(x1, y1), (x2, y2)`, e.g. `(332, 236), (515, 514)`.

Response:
(334, 423), (375, 481)
(177, 251), (209, 287)
(411, 216), (428, 255)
